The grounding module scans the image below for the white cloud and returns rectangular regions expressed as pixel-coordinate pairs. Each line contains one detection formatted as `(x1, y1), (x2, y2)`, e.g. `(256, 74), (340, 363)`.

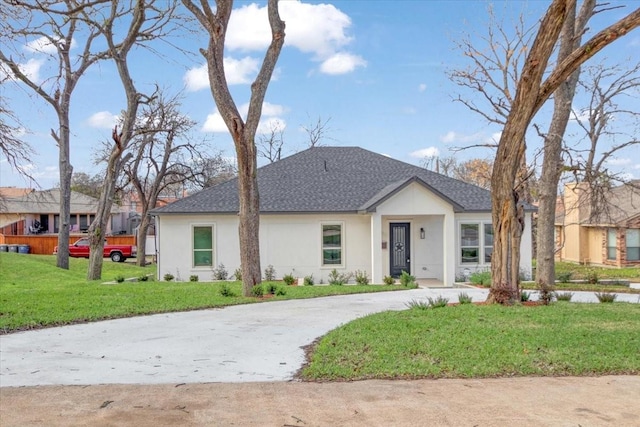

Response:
(202, 101), (287, 133)
(605, 157), (632, 166)
(184, 56), (260, 91)
(418, 83), (427, 92)
(17, 58), (44, 83)
(320, 52), (367, 75)
(24, 36), (76, 54)
(225, 1), (364, 75)
(87, 111), (119, 129)
(410, 147), (440, 158)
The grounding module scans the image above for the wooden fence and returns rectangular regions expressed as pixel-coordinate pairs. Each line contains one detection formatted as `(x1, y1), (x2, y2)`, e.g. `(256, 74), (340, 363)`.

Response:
(0, 234), (136, 255)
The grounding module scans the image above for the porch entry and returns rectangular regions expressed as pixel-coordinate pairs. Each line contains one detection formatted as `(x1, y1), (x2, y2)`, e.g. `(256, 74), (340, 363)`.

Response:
(390, 222), (410, 277)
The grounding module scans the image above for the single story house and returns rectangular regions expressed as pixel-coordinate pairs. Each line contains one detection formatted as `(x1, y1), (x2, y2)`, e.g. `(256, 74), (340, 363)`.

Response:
(555, 181), (640, 267)
(151, 147), (534, 285)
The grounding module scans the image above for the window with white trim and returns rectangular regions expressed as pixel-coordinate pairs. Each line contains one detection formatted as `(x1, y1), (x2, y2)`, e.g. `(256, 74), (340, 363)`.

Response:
(322, 223), (343, 266)
(193, 225), (214, 267)
(460, 222), (493, 264)
(607, 229), (617, 261)
(626, 229), (640, 262)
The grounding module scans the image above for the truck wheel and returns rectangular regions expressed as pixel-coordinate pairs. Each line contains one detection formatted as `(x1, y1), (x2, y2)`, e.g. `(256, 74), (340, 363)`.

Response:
(110, 252), (124, 262)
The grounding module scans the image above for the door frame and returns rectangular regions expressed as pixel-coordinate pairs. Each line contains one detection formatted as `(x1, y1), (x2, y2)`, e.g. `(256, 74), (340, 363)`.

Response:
(389, 222), (411, 277)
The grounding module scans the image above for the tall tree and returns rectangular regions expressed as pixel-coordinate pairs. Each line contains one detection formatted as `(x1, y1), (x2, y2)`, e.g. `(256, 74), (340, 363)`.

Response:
(123, 91), (206, 267)
(490, 1), (640, 304)
(182, 0), (285, 296)
(535, 0), (594, 303)
(0, 0), (113, 268)
(257, 120), (284, 163)
(83, 0), (177, 280)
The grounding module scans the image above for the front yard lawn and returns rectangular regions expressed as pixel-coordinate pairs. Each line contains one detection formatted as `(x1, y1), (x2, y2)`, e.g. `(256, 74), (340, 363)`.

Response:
(300, 302), (640, 381)
(0, 253), (402, 333)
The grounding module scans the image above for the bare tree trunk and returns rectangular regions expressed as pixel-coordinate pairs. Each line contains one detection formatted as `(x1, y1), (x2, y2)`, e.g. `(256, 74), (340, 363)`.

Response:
(57, 110), (73, 269)
(536, 0), (593, 302)
(136, 212), (151, 267)
(488, 0), (569, 304)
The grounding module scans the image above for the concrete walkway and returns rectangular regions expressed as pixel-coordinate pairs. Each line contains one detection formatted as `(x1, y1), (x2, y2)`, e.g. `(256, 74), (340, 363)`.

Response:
(1, 287), (639, 387)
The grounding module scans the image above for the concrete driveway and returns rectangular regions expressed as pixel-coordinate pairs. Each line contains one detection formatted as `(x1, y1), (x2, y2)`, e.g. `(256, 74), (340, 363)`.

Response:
(1, 287), (639, 388)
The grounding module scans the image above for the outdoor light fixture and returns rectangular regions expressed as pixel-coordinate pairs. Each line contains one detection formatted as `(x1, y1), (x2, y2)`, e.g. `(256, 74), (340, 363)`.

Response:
(420, 227), (425, 239)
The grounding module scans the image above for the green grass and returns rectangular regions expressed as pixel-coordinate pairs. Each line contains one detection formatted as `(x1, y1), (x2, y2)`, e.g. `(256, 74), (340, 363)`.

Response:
(553, 262), (640, 280)
(300, 303), (640, 381)
(0, 253), (402, 333)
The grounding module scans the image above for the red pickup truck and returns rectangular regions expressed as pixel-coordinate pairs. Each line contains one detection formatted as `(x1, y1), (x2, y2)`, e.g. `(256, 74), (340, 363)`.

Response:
(54, 237), (137, 262)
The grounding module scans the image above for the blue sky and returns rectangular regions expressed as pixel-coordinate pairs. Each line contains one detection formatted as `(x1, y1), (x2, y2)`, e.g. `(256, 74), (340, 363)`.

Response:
(1, 0), (639, 189)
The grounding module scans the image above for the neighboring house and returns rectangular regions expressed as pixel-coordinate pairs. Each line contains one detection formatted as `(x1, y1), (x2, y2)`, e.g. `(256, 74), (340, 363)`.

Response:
(555, 181), (640, 267)
(151, 147), (535, 286)
(0, 188), (121, 236)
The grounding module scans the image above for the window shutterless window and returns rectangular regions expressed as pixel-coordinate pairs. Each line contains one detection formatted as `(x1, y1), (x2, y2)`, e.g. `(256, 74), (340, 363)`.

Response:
(193, 226), (213, 267)
(322, 224), (343, 266)
(460, 223), (479, 263)
(484, 223), (494, 263)
(607, 229), (617, 261)
(626, 229), (640, 262)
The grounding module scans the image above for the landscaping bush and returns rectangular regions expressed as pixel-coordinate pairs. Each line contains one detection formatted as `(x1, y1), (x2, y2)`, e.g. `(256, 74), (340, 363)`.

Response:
(399, 271), (416, 288)
(265, 283), (278, 295)
(138, 274), (149, 282)
(328, 269), (352, 286)
(556, 271), (573, 283)
(585, 269), (599, 284)
(458, 292), (473, 304)
(233, 268), (242, 281)
(189, 275), (199, 282)
(114, 275), (125, 283)
(282, 273), (296, 286)
(354, 270), (369, 285)
(275, 286), (287, 296)
(520, 291), (531, 302)
(405, 299), (430, 310)
(470, 270), (491, 286)
(383, 275), (395, 285)
(595, 292), (617, 303)
(163, 273), (174, 282)
(556, 292), (574, 301)
(264, 265), (276, 281)
(427, 296), (449, 308)
(212, 264), (228, 281)
(219, 283), (236, 297)
(251, 285), (264, 297)
(303, 274), (315, 286)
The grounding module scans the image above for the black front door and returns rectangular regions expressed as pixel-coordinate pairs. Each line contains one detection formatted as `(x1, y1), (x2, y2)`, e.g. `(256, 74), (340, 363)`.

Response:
(390, 222), (410, 277)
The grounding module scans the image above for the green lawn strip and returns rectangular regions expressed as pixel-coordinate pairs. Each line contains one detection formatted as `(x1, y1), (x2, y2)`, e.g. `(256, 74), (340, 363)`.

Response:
(0, 253), (403, 333)
(300, 303), (640, 381)
(520, 282), (640, 294)
(553, 262), (640, 281)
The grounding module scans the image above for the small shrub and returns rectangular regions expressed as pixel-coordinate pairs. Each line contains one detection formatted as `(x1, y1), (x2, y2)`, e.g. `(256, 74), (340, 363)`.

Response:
(328, 269), (352, 286)
(212, 264), (228, 281)
(538, 283), (556, 305)
(556, 292), (574, 301)
(556, 271), (573, 283)
(427, 296), (449, 308)
(138, 274), (149, 282)
(233, 268), (242, 281)
(303, 274), (315, 286)
(265, 283), (278, 294)
(282, 273), (296, 286)
(264, 265), (276, 281)
(114, 275), (125, 283)
(595, 292), (617, 303)
(383, 275), (395, 285)
(458, 292), (473, 304)
(219, 283), (236, 297)
(251, 285), (264, 297)
(470, 270), (491, 286)
(399, 271), (416, 288)
(189, 275), (199, 282)
(163, 273), (174, 282)
(405, 299), (430, 310)
(520, 291), (531, 302)
(275, 286), (287, 296)
(585, 269), (599, 284)
(354, 270), (369, 285)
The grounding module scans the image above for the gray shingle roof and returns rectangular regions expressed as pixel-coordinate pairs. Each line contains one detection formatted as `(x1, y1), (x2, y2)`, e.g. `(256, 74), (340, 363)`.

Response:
(151, 146), (498, 215)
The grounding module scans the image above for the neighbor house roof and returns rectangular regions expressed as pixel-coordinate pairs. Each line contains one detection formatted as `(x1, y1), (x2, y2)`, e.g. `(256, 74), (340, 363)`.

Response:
(1, 188), (119, 214)
(151, 146), (518, 215)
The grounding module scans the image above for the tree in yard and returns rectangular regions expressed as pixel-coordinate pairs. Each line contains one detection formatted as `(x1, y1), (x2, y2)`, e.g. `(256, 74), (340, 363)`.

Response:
(257, 120), (285, 163)
(489, 1), (640, 304)
(70, 172), (105, 199)
(535, 0), (594, 303)
(0, 0), (115, 268)
(302, 116), (333, 148)
(182, 0), (285, 296)
(123, 91), (208, 267)
(0, 93), (35, 184)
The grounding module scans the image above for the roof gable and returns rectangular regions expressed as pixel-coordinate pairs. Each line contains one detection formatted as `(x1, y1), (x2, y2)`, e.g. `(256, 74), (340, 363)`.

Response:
(152, 146), (500, 215)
